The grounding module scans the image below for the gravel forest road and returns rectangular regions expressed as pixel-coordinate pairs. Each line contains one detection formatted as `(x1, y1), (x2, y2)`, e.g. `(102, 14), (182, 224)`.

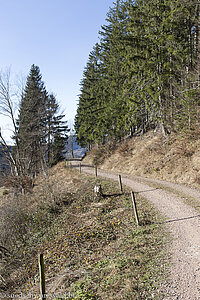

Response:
(72, 161), (200, 300)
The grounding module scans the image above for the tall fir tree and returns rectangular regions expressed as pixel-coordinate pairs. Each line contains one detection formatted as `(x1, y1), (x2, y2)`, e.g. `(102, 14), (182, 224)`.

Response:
(17, 65), (69, 174)
(75, 0), (200, 147)
(75, 43), (105, 147)
(17, 64), (47, 175)
(99, 0), (129, 139)
(45, 93), (69, 166)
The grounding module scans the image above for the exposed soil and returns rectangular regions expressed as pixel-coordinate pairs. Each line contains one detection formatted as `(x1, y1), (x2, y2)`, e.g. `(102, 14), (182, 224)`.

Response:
(74, 162), (200, 299)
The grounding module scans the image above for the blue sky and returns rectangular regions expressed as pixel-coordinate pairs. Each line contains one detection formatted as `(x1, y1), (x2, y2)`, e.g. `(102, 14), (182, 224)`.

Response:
(0, 0), (115, 142)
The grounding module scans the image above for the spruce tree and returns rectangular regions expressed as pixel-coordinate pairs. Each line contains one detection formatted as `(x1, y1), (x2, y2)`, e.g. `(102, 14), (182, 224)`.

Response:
(75, 43), (105, 147)
(50, 131), (67, 166)
(75, 0), (200, 147)
(98, 0), (130, 139)
(44, 93), (69, 166)
(17, 66), (69, 173)
(17, 64), (47, 175)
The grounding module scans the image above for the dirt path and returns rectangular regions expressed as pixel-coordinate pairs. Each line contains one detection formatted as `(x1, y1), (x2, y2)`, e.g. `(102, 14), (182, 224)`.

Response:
(73, 162), (200, 299)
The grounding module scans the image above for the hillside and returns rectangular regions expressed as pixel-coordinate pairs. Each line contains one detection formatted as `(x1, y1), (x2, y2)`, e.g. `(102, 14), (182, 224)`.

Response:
(0, 162), (168, 299)
(83, 128), (200, 189)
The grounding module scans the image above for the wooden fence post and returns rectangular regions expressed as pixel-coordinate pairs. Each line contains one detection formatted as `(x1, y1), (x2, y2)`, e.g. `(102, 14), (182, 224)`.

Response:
(118, 175), (123, 193)
(38, 253), (46, 300)
(131, 191), (139, 226)
(95, 165), (98, 178)
(79, 163), (82, 173)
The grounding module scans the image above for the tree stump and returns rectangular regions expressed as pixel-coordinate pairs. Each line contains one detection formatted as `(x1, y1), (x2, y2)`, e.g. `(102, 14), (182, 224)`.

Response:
(94, 184), (103, 200)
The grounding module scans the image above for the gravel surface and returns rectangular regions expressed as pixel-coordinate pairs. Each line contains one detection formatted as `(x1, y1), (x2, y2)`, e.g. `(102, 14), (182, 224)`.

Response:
(75, 162), (200, 299)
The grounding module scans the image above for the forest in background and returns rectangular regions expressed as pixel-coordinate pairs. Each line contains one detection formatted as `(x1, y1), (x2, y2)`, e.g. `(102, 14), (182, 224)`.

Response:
(75, 0), (200, 147)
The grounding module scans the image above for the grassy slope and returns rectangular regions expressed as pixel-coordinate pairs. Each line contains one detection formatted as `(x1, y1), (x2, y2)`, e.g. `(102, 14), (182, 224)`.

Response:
(83, 128), (200, 188)
(0, 162), (168, 299)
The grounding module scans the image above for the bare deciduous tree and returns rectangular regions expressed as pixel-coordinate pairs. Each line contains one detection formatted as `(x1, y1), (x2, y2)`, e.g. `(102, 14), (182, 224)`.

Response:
(0, 68), (22, 176)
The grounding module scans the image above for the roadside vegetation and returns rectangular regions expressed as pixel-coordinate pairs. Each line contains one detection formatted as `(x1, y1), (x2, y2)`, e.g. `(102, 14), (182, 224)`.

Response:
(0, 162), (168, 299)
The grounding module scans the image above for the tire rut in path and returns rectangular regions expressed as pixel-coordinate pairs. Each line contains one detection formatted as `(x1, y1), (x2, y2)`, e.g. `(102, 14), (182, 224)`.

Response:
(74, 163), (200, 300)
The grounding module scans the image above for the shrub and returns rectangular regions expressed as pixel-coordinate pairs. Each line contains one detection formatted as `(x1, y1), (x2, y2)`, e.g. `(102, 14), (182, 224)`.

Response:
(4, 175), (33, 193)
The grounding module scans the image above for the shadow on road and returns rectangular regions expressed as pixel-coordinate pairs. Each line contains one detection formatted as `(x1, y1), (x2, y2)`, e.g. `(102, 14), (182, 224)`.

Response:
(135, 188), (159, 194)
(160, 214), (200, 224)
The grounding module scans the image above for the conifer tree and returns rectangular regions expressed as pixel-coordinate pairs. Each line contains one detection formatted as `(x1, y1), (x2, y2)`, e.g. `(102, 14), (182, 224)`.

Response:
(17, 65), (69, 174)
(98, 0), (130, 139)
(75, 0), (200, 147)
(45, 93), (69, 166)
(17, 65), (47, 175)
(75, 43), (105, 147)
(50, 131), (67, 166)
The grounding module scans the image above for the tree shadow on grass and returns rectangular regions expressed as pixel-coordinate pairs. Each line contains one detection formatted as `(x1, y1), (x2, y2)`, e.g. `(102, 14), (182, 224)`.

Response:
(102, 193), (123, 198)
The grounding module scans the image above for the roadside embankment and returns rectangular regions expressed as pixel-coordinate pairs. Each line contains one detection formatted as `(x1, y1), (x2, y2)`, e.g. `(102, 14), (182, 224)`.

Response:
(83, 129), (200, 188)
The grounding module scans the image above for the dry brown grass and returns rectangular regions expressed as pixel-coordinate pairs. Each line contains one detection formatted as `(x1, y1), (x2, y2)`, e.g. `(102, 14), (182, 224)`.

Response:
(117, 139), (134, 157)
(83, 129), (200, 188)
(84, 140), (117, 167)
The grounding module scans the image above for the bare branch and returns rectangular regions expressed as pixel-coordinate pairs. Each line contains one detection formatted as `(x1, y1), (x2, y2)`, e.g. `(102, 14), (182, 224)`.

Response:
(0, 69), (24, 176)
